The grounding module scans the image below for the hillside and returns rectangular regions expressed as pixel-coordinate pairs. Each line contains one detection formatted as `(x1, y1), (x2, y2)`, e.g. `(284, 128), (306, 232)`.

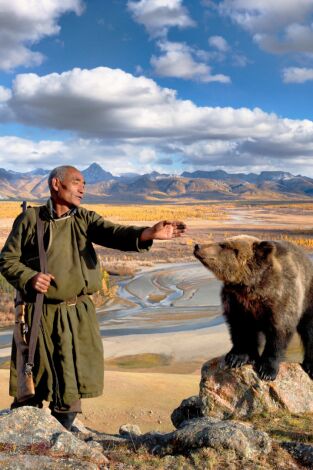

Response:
(0, 163), (313, 202)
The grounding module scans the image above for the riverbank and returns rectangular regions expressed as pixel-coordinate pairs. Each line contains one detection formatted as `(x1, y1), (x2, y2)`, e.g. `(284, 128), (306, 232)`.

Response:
(0, 368), (200, 433)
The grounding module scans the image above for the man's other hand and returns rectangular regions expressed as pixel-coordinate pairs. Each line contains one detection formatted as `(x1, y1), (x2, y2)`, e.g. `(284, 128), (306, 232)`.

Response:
(31, 272), (55, 293)
(140, 221), (187, 241)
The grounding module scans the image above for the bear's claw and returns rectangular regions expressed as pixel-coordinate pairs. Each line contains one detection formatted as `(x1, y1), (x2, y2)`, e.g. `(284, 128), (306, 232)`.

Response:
(255, 361), (279, 381)
(225, 351), (251, 368)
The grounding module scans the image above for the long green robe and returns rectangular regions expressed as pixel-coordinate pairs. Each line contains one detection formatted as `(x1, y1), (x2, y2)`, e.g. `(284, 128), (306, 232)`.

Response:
(0, 204), (151, 407)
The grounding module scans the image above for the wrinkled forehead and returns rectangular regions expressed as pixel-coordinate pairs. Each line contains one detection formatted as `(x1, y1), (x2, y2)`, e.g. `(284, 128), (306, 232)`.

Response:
(63, 168), (85, 184)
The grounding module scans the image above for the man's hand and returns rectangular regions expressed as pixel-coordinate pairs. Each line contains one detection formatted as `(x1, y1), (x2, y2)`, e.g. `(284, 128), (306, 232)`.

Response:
(31, 272), (55, 293)
(140, 220), (187, 241)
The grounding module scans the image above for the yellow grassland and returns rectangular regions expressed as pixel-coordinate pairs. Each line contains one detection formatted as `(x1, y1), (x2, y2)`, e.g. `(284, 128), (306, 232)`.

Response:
(81, 203), (228, 221)
(278, 234), (313, 249)
(0, 202), (37, 218)
(0, 202), (227, 221)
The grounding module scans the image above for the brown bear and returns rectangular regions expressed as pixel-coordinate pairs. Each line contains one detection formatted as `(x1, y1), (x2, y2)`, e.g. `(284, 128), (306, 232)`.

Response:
(194, 235), (313, 381)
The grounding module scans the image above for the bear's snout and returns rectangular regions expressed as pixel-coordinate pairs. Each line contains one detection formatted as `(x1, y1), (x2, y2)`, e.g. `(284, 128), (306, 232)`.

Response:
(194, 243), (218, 262)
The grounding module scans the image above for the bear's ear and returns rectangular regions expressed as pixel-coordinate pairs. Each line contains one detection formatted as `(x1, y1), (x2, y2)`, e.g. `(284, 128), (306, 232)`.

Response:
(253, 241), (276, 260)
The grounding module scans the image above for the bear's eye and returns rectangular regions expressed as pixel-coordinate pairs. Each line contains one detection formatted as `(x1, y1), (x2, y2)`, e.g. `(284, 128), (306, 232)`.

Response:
(233, 248), (239, 257)
(220, 243), (227, 249)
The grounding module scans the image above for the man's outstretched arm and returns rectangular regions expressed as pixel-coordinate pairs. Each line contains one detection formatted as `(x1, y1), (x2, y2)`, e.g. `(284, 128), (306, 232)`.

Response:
(140, 221), (187, 241)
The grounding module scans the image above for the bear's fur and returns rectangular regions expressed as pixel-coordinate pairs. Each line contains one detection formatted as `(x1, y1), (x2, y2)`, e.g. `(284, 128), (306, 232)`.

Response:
(194, 235), (313, 381)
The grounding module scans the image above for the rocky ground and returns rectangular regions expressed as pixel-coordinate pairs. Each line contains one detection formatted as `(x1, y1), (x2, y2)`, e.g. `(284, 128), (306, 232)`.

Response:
(0, 357), (312, 469)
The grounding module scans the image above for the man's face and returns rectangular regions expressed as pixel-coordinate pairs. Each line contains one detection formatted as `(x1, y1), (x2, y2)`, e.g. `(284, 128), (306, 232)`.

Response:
(52, 168), (85, 208)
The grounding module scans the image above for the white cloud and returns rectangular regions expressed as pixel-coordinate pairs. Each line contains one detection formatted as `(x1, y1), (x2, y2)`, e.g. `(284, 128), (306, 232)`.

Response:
(3, 66), (313, 174)
(217, 0), (313, 54)
(0, 86), (11, 102)
(0, 0), (83, 71)
(0, 136), (168, 175)
(283, 67), (313, 83)
(127, 0), (195, 37)
(151, 41), (231, 82)
(208, 36), (229, 52)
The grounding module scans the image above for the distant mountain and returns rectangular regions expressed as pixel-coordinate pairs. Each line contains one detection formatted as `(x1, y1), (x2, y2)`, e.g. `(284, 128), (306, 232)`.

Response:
(26, 168), (49, 176)
(81, 162), (114, 183)
(0, 163), (312, 202)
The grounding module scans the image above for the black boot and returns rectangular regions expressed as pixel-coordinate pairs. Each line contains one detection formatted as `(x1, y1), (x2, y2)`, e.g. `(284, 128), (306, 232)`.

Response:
(11, 397), (43, 409)
(51, 411), (77, 430)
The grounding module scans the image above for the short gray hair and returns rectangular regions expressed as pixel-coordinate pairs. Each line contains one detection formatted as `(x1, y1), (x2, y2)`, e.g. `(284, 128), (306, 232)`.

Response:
(48, 165), (78, 190)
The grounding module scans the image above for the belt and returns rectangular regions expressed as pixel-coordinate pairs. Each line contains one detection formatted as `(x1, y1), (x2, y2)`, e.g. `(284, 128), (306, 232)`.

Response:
(44, 294), (89, 306)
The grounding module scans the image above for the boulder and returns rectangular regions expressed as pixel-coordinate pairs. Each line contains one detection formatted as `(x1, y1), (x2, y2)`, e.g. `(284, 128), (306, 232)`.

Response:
(200, 357), (313, 419)
(171, 395), (203, 429)
(0, 407), (109, 468)
(155, 417), (271, 459)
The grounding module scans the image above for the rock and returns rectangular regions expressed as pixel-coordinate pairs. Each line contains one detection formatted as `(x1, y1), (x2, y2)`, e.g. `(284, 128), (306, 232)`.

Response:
(200, 357), (313, 419)
(119, 423), (142, 437)
(171, 395), (204, 429)
(0, 453), (99, 469)
(71, 417), (93, 434)
(152, 417), (271, 459)
(281, 442), (313, 467)
(0, 407), (109, 468)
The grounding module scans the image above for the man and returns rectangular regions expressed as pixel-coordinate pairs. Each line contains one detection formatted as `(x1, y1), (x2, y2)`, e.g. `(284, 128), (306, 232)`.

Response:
(0, 165), (186, 430)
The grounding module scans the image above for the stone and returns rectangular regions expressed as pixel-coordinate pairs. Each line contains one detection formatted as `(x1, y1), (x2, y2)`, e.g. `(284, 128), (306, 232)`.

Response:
(200, 357), (313, 419)
(0, 453), (99, 469)
(0, 407), (109, 467)
(281, 442), (313, 467)
(119, 423), (142, 437)
(171, 395), (204, 429)
(153, 417), (271, 459)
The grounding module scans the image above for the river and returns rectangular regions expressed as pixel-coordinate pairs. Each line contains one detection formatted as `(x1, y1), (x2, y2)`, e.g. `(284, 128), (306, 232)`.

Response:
(0, 262), (223, 361)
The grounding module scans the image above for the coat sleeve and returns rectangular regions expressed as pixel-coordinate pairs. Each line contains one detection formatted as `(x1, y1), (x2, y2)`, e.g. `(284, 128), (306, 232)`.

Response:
(86, 210), (153, 251)
(0, 210), (38, 295)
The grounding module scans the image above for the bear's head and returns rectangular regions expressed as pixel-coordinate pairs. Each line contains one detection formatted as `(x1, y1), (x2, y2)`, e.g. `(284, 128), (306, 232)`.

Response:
(194, 235), (276, 285)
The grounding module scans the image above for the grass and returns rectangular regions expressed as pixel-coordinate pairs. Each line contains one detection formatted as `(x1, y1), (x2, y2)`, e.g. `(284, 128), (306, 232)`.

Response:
(0, 202), (40, 219)
(99, 410), (313, 469)
(101, 439), (300, 469)
(81, 203), (228, 221)
(105, 353), (172, 369)
(246, 412), (313, 445)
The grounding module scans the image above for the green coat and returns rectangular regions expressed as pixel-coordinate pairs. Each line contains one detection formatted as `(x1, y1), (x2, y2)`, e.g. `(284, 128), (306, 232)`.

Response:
(0, 203), (151, 407)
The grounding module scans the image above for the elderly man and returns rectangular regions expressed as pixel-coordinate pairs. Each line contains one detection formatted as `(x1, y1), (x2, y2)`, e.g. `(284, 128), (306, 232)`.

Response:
(0, 165), (186, 430)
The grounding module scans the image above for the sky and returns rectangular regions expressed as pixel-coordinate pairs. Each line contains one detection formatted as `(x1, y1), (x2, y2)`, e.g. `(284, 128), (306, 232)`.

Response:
(0, 0), (313, 176)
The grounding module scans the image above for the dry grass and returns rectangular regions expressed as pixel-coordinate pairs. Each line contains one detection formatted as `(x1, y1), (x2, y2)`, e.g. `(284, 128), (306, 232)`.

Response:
(278, 234), (313, 249)
(246, 412), (313, 444)
(0, 202), (40, 219)
(103, 440), (301, 469)
(105, 353), (172, 369)
(82, 203), (228, 221)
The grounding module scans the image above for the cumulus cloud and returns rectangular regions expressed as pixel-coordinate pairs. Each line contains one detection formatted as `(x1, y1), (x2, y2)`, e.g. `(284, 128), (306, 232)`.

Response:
(0, 86), (11, 102)
(127, 0), (195, 37)
(208, 35), (229, 52)
(283, 67), (313, 83)
(151, 41), (231, 82)
(0, 136), (168, 175)
(3, 66), (313, 173)
(217, 0), (313, 54)
(0, 0), (83, 71)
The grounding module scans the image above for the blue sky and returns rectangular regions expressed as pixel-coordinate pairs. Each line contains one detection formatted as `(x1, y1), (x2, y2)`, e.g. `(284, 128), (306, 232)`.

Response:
(0, 0), (313, 175)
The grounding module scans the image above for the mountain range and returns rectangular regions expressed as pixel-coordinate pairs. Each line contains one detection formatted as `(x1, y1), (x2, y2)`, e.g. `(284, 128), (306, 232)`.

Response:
(1, 162), (313, 202)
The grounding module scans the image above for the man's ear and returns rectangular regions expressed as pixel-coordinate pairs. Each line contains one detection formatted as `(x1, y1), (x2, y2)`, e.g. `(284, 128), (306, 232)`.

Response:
(253, 241), (276, 261)
(51, 177), (60, 192)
